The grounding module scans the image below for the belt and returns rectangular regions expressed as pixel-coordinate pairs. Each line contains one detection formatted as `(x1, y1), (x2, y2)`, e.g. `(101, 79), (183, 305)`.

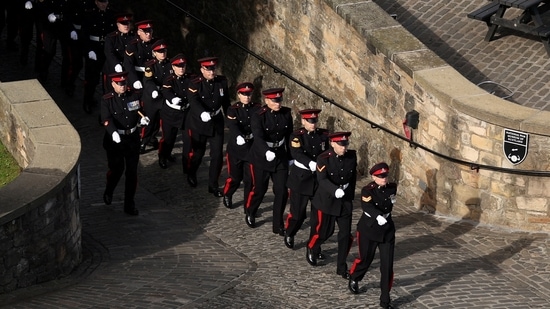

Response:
(294, 160), (310, 171)
(134, 66), (145, 72)
(73, 24), (81, 30)
(363, 212), (390, 218)
(266, 137), (285, 148)
(116, 126), (137, 135)
(209, 107), (222, 117)
(89, 35), (105, 42)
(339, 183), (349, 190)
(165, 99), (189, 111)
(243, 133), (254, 140)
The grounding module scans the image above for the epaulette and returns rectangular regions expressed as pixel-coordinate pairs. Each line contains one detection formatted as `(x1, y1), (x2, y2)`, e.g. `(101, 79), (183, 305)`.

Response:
(102, 93), (114, 99)
(386, 183), (398, 189)
(145, 59), (156, 67)
(229, 104), (240, 109)
(191, 76), (203, 84)
(320, 151), (333, 159)
(215, 75), (227, 81)
(294, 128), (306, 135)
(318, 128), (330, 135)
(128, 37), (139, 45)
(165, 75), (177, 82)
(258, 106), (268, 115)
(365, 182), (377, 190)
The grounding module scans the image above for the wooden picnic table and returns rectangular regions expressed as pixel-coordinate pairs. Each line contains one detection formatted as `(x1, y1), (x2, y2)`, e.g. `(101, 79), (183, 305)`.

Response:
(468, 0), (550, 55)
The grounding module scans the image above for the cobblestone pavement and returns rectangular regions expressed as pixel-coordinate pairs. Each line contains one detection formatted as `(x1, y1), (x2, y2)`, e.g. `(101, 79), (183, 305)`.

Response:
(1, 6), (550, 308)
(373, 0), (550, 111)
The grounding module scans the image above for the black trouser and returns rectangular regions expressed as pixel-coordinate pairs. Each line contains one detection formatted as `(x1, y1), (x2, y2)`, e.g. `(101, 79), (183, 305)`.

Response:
(83, 48), (105, 104)
(140, 99), (162, 147)
(246, 161), (288, 233)
(158, 107), (184, 159)
(37, 26), (69, 81)
(61, 38), (83, 90)
(223, 152), (253, 207)
(103, 130), (140, 208)
(308, 203), (353, 274)
(350, 231), (395, 305)
(183, 127), (224, 189)
(285, 190), (317, 238)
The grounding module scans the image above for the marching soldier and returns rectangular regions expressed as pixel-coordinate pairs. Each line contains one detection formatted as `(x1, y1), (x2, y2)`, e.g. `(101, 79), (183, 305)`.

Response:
(103, 12), (135, 89)
(139, 39), (171, 154)
(245, 88), (293, 236)
(306, 131), (357, 280)
(159, 54), (193, 169)
(222, 82), (261, 210)
(284, 109), (329, 249)
(184, 57), (230, 195)
(100, 71), (150, 216)
(123, 19), (155, 91)
(348, 162), (397, 309)
(81, 0), (115, 113)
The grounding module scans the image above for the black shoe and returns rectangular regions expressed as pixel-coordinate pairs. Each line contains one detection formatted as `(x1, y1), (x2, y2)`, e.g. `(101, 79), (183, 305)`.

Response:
(317, 252), (326, 260)
(159, 158), (167, 169)
(124, 206), (139, 216)
(337, 270), (350, 280)
(222, 195), (232, 208)
(245, 213), (255, 228)
(284, 234), (294, 249)
(273, 227), (285, 236)
(306, 247), (317, 266)
(139, 144), (147, 154)
(348, 277), (359, 294)
(103, 192), (112, 205)
(187, 174), (197, 187)
(208, 187), (223, 197)
(379, 302), (394, 309)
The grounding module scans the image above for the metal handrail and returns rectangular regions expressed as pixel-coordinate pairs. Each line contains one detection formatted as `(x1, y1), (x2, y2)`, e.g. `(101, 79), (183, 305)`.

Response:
(165, 0), (550, 177)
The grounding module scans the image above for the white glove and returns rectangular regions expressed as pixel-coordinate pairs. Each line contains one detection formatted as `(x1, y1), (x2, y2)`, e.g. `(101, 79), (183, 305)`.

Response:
(236, 135), (246, 145)
(376, 215), (388, 226)
(111, 131), (121, 143)
(70, 31), (78, 40)
(48, 13), (57, 23)
(200, 111), (211, 122)
(133, 81), (142, 89)
(265, 150), (275, 162)
(140, 116), (150, 126)
(335, 188), (345, 198)
(308, 161), (317, 172)
(171, 97), (181, 104)
(25, 1), (33, 10)
(114, 64), (123, 72)
(88, 51), (97, 60)
(151, 90), (158, 99)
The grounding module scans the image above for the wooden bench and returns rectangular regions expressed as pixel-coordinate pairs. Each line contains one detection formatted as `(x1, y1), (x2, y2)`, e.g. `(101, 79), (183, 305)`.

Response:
(467, 2), (500, 23)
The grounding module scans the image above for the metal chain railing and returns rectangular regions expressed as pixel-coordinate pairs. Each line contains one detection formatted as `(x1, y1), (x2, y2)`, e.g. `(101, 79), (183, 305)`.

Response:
(165, 0), (550, 177)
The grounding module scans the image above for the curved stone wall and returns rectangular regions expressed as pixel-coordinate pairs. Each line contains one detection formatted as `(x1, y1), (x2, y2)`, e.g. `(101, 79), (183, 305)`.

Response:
(0, 80), (82, 293)
(172, 0), (549, 231)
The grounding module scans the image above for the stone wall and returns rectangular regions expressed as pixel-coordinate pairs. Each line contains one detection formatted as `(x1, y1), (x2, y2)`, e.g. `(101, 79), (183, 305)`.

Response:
(0, 80), (82, 293)
(172, 0), (549, 231)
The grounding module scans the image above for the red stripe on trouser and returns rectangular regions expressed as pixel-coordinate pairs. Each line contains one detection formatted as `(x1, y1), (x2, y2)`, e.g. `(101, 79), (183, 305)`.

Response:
(307, 209), (323, 249)
(285, 213), (293, 229)
(389, 272), (394, 291)
(245, 163), (255, 210)
(186, 129), (194, 170)
(349, 230), (361, 275)
(223, 153), (232, 195)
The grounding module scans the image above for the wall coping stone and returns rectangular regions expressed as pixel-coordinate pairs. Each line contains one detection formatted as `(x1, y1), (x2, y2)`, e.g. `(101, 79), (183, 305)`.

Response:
(0, 79), (81, 225)
(324, 0), (550, 137)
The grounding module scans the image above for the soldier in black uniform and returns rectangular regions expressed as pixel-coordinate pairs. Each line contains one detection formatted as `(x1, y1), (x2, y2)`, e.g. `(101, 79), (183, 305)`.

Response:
(348, 162), (397, 309)
(184, 57), (230, 196)
(103, 13), (134, 90)
(222, 82), (261, 210)
(284, 109), (329, 249)
(139, 39), (171, 155)
(61, 0), (86, 97)
(123, 19), (155, 91)
(306, 131), (356, 280)
(81, 0), (115, 113)
(245, 88), (293, 236)
(0, 1), (18, 50)
(159, 54), (193, 169)
(18, 0), (38, 66)
(100, 71), (149, 216)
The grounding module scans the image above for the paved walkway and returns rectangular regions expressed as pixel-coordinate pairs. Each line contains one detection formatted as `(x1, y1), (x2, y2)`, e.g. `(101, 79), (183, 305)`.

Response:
(1, 5), (550, 308)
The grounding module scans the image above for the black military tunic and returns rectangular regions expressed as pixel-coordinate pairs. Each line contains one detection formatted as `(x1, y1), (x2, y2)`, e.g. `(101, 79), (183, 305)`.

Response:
(100, 87), (143, 213)
(285, 128), (329, 238)
(184, 75), (230, 190)
(124, 37), (154, 86)
(140, 58), (172, 150)
(350, 181), (397, 305)
(104, 29), (135, 75)
(159, 72), (194, 163)
(222, 101), (261, 205)
(308, 148), (357, 275)
(246, 105), (293, 234)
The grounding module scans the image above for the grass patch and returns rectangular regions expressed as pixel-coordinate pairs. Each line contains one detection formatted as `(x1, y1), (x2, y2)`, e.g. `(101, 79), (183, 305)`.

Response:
(0, 141), (21, 188)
